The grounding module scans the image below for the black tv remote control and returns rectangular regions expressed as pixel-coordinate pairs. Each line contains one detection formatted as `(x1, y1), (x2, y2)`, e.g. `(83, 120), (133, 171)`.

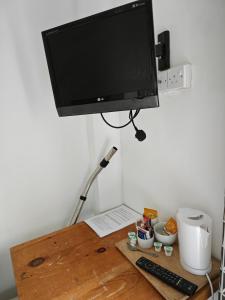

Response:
(136, 257), (198, 296)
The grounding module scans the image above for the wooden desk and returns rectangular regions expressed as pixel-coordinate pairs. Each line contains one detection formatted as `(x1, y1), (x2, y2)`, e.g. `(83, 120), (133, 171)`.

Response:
(11, 223), (218, 300)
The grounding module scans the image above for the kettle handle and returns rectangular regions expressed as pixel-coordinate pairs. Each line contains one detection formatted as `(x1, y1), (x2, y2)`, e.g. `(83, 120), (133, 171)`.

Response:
(200, 226), (210, 248)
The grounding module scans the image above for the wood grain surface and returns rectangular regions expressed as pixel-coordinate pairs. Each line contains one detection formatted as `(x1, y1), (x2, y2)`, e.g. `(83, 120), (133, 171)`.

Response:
(116, 238), (220, 300)
(10, 223), (220, 300)
(11, 223), (163, 300)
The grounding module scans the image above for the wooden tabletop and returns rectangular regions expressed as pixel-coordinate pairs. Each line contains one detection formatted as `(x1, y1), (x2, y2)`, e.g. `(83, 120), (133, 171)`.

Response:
(10, 223), (218, 300)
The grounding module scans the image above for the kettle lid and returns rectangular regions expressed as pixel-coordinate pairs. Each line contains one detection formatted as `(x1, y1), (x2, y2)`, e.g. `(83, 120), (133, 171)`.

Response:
(177, 208), (212, 227)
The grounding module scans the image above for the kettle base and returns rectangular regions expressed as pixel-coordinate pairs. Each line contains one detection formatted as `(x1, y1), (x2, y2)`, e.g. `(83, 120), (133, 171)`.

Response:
(180, 259), (212, 276)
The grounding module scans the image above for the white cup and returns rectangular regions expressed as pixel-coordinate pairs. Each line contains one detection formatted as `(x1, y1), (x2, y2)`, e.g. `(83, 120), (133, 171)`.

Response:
(137, 235), (154, 249)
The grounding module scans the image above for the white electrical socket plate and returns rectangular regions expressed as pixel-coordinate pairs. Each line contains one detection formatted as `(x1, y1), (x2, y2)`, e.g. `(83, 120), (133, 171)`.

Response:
(158, 64), (192, 93)
(158, 70), (168, 90)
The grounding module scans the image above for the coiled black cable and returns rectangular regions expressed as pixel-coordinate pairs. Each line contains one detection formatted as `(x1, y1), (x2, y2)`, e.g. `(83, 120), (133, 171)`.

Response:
(100, 109), (140, 129)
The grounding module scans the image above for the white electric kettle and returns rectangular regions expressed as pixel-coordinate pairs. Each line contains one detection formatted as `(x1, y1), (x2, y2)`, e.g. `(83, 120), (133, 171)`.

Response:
(176, 208), (212, 275)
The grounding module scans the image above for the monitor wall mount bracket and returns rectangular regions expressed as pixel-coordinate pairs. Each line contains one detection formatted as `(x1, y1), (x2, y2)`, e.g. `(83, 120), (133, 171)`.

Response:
(155, 31), (170, 71)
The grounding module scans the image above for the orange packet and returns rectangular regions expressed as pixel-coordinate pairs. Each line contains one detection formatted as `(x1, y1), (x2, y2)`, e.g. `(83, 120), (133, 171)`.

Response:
(144, 208), (158, 219)
(165, 218), (177, 235)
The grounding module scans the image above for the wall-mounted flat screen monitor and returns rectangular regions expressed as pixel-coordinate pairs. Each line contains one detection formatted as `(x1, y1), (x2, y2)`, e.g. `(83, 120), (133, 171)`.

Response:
(42, 0), (159, 117)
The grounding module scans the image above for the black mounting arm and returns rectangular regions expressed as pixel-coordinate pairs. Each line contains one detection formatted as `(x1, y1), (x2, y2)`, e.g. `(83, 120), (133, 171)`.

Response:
(155, 31), (170, 71)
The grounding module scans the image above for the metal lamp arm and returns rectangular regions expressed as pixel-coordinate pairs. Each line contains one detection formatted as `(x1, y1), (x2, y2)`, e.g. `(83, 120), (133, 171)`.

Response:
(68, 146), (118, 225)
(81, 146), (118, 199)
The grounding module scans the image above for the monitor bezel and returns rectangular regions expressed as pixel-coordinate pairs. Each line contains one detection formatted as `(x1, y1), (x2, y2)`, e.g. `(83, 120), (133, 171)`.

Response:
(42, 0), (159, 117)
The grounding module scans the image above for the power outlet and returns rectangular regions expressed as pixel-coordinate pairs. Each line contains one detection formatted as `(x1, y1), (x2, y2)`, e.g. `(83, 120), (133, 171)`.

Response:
(167, 64), (192, 90)
(158, 70), (168, 90)
(158, 64), (192, 93)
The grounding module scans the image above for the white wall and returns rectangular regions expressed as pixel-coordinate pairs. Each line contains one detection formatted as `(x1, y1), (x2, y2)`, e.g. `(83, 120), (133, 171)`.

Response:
(0, 1), (122, 299)
(1, 0), (225, 298)
(120, 0), (225, 259)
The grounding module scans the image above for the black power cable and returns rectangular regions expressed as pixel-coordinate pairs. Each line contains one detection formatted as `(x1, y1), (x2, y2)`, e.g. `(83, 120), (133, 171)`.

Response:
(100, 109), (147, 142)
(100, 109), (140, 129)
(129, 110), (146, 142)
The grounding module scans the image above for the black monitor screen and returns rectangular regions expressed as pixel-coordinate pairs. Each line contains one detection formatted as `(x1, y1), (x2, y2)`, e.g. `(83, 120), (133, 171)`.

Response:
(42, 0), (158, 116)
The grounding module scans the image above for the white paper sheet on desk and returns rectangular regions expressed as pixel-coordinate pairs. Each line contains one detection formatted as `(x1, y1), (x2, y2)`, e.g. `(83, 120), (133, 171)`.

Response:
(85, 205), (141, 237)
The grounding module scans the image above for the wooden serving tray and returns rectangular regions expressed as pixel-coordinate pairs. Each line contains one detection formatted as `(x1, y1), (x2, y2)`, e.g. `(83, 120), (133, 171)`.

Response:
(116, 239), (220, 300)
